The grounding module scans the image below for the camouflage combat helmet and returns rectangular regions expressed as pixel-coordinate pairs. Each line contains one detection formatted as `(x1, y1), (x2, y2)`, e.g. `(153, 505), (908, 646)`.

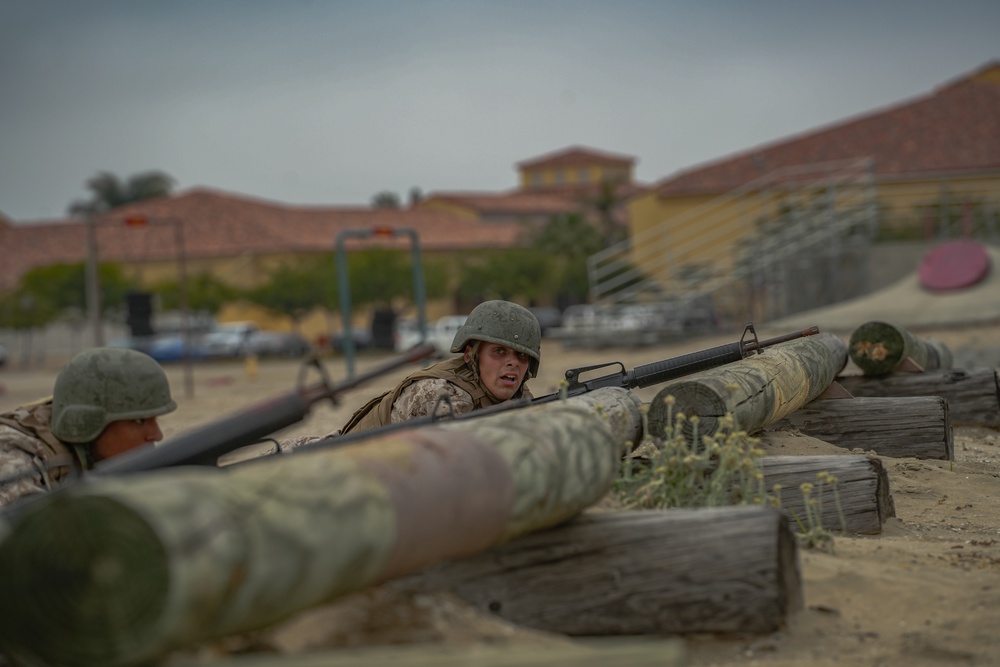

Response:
(451, 300), (541, 377)
(51, 347), (177, 443)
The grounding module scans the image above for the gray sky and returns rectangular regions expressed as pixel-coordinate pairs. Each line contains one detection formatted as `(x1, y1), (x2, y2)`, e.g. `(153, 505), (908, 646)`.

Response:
(1, 0), (998, 221)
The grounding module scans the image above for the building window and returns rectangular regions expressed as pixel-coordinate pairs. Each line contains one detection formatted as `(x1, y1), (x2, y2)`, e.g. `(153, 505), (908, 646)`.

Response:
(577, 167), (589, 184)
(531, 172), (543, 187)
(555, 169), (566, 185)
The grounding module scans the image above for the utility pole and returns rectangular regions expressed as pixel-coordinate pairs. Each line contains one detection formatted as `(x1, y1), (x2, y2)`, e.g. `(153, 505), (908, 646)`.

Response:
(84, 214), (104, 347)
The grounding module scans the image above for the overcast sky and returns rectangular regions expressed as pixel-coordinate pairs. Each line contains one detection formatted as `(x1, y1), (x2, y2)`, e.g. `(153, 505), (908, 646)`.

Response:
(1, 0), (998, 222)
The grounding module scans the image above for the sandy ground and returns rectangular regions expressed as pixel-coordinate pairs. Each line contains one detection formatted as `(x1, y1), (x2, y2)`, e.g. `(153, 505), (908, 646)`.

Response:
(2, 247), (1000, 666)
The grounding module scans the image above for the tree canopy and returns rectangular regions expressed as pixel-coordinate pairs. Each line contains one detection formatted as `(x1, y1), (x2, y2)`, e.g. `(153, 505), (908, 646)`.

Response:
(0, 262), (133, 330)
(370, 191), (401, 209)
(69, 171), (176, 217)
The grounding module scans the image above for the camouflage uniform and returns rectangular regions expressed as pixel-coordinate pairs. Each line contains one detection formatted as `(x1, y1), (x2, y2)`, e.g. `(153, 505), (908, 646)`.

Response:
(0, 399), (81, 508)
(275, 358), (490, 451)
(278, 301), (542, 447)
(0, 347), (175, 508)
(277, 374), (478, 452)
(338, 301), (542, 436)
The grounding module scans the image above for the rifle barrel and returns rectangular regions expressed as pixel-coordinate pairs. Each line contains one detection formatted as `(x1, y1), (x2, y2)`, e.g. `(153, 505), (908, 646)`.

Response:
(744, 325), (821, 353)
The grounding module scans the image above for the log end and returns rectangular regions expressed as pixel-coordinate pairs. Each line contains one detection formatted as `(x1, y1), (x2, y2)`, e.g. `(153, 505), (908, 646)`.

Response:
(848, 321), (906, 376)
(0, 494), (171, 667)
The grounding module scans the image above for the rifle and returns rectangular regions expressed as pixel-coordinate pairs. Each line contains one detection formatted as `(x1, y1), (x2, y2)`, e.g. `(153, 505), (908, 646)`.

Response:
(92, 342), (437, 476)
(541, 322), (821, 402)
(272, 322), (822, 458)
(0, 343), (437, 521)
(3, 324), (818, 485)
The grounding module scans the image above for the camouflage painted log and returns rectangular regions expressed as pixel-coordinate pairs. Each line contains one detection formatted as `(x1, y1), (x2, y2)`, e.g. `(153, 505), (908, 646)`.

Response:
(0, 388), (641, 667)
(394, 506), (802, 636)
(647, 332), (848, 439)
(837, 368), (1000, 428)
(848, 320), (953, 376)
(779, 396), (954, 460)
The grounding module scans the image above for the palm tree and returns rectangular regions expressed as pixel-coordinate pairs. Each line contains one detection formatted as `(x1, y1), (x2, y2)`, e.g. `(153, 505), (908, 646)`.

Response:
(371, 191), (401, 209)
(68, 170), (175, 347)
(68, 170), (175, 217)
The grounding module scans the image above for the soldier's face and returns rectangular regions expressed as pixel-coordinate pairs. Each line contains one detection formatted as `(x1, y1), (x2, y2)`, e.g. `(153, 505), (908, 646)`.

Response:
(92, 417), (164, 462)
(472, 343), (530, 401)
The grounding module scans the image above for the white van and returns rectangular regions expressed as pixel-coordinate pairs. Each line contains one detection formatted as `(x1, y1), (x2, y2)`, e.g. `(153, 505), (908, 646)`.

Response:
(394, 316), (467, 357)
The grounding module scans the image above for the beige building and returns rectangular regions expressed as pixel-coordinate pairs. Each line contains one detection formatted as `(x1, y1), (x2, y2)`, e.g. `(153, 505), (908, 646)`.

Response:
(608, 61), (1000, 321)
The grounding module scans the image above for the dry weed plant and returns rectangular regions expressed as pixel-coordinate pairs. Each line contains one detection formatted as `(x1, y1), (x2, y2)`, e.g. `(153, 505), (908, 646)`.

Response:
(609, 394), (843, 551)
(787, 472), (847, 553)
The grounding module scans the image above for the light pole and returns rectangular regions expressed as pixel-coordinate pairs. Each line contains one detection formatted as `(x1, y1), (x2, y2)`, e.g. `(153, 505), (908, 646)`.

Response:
(121, 215), (194, 398)
(334, 227), (426, 379)
(84, 214), (104, 347)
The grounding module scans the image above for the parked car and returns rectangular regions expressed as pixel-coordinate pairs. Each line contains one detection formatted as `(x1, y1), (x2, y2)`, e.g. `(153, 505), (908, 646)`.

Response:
(393, 315), (467, 356)
(106, 336), (157, 356)
(330, 327), (372, 353)
(393, 318), (422, 354)
(0, 342), (7, 368)
(433, 316), (467, 355)
(244, 330), (313, 358)
(201, 322), (260, 358)
(146, 334), (209, 363)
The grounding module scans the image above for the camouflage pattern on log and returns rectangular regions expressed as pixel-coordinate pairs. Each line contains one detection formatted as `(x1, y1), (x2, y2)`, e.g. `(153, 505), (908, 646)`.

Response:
(647, 332), (848, 439)
(848, 320), (953, 376)
(0, 388), (641, 667)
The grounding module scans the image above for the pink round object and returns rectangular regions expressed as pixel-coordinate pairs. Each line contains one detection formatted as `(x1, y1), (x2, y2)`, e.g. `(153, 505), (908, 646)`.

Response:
(918, 241), (991, 291)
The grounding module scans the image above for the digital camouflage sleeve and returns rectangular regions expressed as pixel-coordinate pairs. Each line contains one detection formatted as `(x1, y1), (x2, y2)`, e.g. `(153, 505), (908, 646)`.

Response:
(0, 425), (52, 508)
(277, 378), (476, 453)
(390, 378), (476, 422)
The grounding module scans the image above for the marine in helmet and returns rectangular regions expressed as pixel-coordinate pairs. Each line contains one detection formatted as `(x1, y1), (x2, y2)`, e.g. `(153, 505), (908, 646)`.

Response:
(0, 347), (176, 508)
(338, 300), (542, 435)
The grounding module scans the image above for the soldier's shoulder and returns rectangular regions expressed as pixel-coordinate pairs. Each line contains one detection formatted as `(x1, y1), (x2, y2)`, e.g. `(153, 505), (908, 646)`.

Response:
(0, 423), (42, 451)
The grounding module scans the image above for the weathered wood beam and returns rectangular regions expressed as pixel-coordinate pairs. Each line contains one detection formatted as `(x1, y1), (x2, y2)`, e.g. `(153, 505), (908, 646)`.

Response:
(164, 638), (686, 667)
(778, 396), (954, 460)
(395, 506), (802, 637)
(762, 454), (895, 535)
(647, 332), (848, 439)
(848, 320), (953, 376)
(0, 388), (641, 667)
(837, 368), (1000, 428)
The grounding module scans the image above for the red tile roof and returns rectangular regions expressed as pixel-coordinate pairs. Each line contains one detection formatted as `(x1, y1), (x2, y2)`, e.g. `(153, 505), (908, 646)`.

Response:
(421, 181), (650, 215)
(655, 61), (1000, 196)
(419, 190), (582, 216)
(516, 146), (637, 169)
(0, 188), (530, 291)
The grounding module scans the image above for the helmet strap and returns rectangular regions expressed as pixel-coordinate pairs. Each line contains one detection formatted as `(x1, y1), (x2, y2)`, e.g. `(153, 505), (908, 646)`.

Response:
(463, 341), (482, 384)
(72, 443), (95, 472)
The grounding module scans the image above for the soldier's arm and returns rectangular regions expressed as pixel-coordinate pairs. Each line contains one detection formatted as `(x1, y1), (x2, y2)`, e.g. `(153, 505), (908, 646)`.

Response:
(0, 435), (52, 509)
(390, 379), (475, 423)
